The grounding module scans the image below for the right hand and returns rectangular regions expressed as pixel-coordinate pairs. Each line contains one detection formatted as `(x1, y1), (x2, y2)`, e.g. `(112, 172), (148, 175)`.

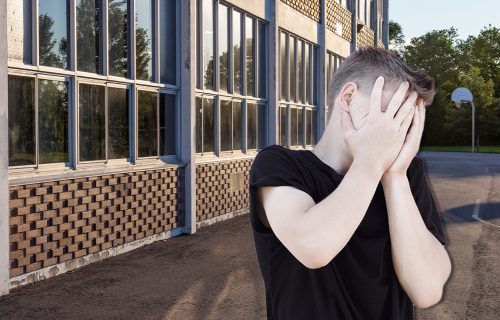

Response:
(341, 76), (417, 175)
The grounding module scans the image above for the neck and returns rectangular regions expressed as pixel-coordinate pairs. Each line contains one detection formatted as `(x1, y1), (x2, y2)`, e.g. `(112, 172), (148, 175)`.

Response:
(311, 113), (353, 176)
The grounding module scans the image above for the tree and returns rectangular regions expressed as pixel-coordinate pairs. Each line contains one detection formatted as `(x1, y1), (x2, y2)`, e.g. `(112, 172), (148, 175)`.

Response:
(388, 20), (405, 55)
(39, 14), (63, 68)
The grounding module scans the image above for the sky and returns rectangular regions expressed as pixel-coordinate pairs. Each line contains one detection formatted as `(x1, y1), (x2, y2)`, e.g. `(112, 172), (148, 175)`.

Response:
(389, 0), (500, 43)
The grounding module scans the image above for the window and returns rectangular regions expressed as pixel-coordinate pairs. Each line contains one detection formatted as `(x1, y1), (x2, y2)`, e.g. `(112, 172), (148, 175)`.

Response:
(79, 83), (105, 161)
(76, 0), (102, 73)
(279, 30), (317, 148)
(196, 1), (267, 155)
(326, 51), (344, 120)
(135, 0), (154, 81)
(38, 0), (70, 69)
(7, 0), (32, 64)
(7, 1), (179, 171)
(108, 0), (129, 77)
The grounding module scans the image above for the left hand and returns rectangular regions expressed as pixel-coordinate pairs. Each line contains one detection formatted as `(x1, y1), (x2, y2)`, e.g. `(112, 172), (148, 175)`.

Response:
(382, 98), (426, 180)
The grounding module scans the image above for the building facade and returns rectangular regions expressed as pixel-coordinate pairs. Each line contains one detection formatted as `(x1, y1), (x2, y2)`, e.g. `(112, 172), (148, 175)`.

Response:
(0, 0), (388, 296)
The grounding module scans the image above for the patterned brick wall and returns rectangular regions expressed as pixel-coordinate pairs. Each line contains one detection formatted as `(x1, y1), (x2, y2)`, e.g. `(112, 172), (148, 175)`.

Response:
(357, 20), (375, 48)
(196, 159), (253, 223)
(8, 167), (184, 278)
(326, 0), (352, 42)
(377, 39), (385, 49)
(281, 0), (321, 23)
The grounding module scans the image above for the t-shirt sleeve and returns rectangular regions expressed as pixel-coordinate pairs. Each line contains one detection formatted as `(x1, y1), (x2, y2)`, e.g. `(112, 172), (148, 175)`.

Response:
(249, 147), (310, 196)
(407, 157), (448, 246)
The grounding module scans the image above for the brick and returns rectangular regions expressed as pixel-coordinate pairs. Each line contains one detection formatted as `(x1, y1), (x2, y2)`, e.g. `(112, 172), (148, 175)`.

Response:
(74, 249), (87, 258)
(43, 257), (58, 268)
(59, 253), (73, 262)
(10, 267), (24, 278)
(26, 262), (43, 273)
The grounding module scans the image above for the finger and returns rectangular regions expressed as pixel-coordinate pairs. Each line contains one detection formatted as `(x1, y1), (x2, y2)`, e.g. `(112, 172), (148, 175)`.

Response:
(406, 105), (419, 140)
(400, 104), (415, 135)
(385, 81), (410, 118)
(394, 91), (418, 126)
(368, 76), (385, 119)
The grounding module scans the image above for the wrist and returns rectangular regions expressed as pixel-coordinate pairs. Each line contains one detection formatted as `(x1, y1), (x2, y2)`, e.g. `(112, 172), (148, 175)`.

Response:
(381, 172), (407, 185)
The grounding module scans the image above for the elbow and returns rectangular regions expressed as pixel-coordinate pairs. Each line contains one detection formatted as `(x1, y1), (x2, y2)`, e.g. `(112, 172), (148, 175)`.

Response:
(296, 238), (337, 270)
(412, 286), (444, 309)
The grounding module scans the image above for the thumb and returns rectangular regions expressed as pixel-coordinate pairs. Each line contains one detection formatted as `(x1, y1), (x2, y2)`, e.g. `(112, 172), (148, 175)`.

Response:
(341, 110), (355, 135)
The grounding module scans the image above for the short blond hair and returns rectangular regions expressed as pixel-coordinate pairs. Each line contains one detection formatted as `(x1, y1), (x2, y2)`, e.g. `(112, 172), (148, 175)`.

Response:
(327, 46), (435, 123)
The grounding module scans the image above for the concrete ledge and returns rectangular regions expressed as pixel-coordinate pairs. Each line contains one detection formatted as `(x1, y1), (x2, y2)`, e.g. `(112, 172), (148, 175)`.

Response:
(8, 226), (187, 291)
(196, 208), (249, 229)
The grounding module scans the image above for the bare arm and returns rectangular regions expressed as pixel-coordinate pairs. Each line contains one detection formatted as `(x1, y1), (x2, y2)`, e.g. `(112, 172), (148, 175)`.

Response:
(381, 174), (451, 309)
(258, 158), (383, 269)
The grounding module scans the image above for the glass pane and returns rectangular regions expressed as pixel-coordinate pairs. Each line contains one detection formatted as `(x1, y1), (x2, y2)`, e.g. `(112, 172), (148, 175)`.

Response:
(289, 37), (295, 102)
(220, 100), (232, 151)
(326, 53), (330, 101)
(136, 0), (153, 81)
(202, 0), (214, 90)
(280, 32), (286, 100)
(39, 0), (69, 68)
(160, 0), (176, 84)
(258, 104), (266, 149)
(298, 107), (303, 147)
(79, 84), (105, 161)
(312, 108), (317, 145)
(306, 109), (312, 145)
(109, 0), (128, 77)
(7, 0), (32, 64)
(203, 98), (214, 152)
(258, 22), (266, 98)
(305, 44), (311, 104)
(76, 0), (101, 73)
(233, 101), (242, 150)
(39, 80), (69, 164)
(195, 97), (202, 153)
(290, 107), (297, 146)
(245, 17), (254, 96)
(137, 90), (158, 157)
(247, 103), (257, 150)
(218, 4), (229, 92)
(108, 87), (129, 159)
(160, 93), (176, 155)
(297, 40), (303, 103)
(8, 76), (35, 166)
(279, 105), (287, 146)
(313, 46), (318, 105)
(232, 11), (242, 94)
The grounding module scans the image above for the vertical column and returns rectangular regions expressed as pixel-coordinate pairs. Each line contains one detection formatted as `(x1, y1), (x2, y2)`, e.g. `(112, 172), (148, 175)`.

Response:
(317, 0), (327, 134)
(373, 0), (378, 46)
(382, 0), (389, 47)
(350, 0), (357, 53)
(265, 0), (278, 145)
(0, 0), (10, 296)
(179, 0), (197, 234)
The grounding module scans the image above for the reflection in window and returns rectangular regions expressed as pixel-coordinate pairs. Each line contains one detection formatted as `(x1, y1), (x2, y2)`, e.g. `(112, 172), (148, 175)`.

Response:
(160, 0), (176, 84)
(258, 104), (266, 149)
(136, 0), (153, 81)
(233, 101), (242, 150)
(297, 40), (303, 103)
(38, 0), (69, 68)
(218, 4), (229, 92)
(247, 103), (257, 149)
(297, 107), (303, 147)
(108, 87), (129, 159)
(289, 36), (295, 102)
(305, 44), (311, 104)
(220, 100), (232, 151)
(280, 32), (286, 100)
(290, 107), (298, 146)
(8, 76), (35, 166)
(76, 0), (101, 73)
(202, 0), (214, 90)
(7, 0), (32, 64)
(203, 98), (214, 153)
(245, 16), (254, 96)
(233, 11), (242, 94)
(279, 105), (287, 147)
(195, 97), (203, 153)
(138, 90), (158, 157)
(79, 84), (105, 161)
(39, 80), (69, 164)
(160, 93), (176, 155)
(108, 0), (128, 77)
(258, 22), (266, 98)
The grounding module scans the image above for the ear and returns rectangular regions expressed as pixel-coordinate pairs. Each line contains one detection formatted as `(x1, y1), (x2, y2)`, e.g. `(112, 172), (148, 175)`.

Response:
(338, 82), (357, 113)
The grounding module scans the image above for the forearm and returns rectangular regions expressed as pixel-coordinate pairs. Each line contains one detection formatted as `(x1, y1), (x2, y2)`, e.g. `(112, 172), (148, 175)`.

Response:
(382, 174), (451, 308)
(304, 158), (383, 267)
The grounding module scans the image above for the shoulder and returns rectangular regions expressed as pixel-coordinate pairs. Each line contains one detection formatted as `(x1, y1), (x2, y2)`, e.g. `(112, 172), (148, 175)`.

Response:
(252, 144), (290, 166)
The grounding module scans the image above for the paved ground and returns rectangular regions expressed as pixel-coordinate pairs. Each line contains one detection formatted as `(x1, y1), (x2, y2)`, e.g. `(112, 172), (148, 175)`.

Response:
(0, 151), (499, 320)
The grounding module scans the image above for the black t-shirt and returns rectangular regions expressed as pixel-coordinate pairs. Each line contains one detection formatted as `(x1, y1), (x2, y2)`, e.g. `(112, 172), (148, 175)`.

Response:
(249, 144), (448, 320)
